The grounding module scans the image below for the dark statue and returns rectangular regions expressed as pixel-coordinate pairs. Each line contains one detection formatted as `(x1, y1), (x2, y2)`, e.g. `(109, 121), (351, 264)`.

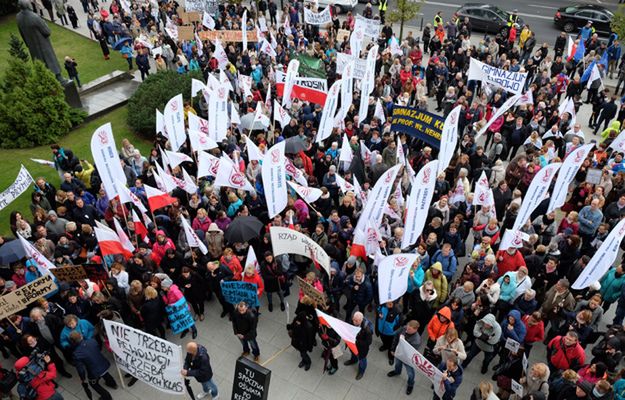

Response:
(16, 0), (64, 82)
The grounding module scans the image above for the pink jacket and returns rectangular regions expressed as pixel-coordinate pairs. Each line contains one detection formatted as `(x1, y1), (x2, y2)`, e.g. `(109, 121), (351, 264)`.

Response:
(163, 284), (184, 305)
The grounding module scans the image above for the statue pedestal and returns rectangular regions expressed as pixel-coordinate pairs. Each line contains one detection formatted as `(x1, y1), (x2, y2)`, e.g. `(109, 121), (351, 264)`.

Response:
(63, 80), (82, 108)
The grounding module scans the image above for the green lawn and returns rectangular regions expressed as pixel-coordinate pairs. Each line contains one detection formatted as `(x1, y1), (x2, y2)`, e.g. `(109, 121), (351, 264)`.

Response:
(0, 15), (127, 84)
(0, 107), (153, 236)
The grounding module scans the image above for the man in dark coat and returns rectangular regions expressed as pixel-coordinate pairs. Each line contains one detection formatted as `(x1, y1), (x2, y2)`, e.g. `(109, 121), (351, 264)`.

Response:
(344, 311), (373, 380)
(182, 341), (219, 399)
(206, 260), (234, 318)
(232, 301), (260, 361)
(70, 331), (118, 400)
(594, 95), (618, 134)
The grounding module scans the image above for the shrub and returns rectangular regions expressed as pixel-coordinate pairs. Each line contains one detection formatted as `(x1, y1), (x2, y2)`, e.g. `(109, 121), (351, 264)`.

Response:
(127, 70), (202, 138)
(0, 59), (76, 148)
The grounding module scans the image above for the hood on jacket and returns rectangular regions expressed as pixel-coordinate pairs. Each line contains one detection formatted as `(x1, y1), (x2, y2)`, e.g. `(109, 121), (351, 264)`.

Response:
(481, 313), (498, 328)
(507, 309), (522, 325)
(431, 262), (443, 273)
(437, 306), (452, 321)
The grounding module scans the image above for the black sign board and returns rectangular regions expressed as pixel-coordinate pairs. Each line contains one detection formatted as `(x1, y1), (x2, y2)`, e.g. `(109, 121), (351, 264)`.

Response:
(231, 357), (271, 400)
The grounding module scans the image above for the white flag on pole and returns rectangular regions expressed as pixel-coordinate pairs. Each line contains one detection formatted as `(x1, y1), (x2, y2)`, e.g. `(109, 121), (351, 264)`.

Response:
(438, 105), (462, 175)
(547, 144), (594, 213)
(512, 163), (561, 231)
(378, 254), (419, 303)
(164, 94), (186, 151)
(180, 216), (208, 254)
(262, 141), (287, 218)
(402, 160), (438, 249)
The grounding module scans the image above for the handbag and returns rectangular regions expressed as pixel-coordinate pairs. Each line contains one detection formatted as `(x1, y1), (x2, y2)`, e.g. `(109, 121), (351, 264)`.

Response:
(423, 346), (442, 366)
(0, 368), (17, 392)
(331, 345), (343, 359)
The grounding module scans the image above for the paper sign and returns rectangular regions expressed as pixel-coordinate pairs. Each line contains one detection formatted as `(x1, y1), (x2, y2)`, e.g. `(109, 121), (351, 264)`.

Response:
(198, 30), (258, 43)
(50, 266), (87, 282)
(178, 26), (195, 41)
(165, 297), (195, 334)
(511, 379), (524, 397)
(336, 29), (350, 43)
(505, 338), (521, 353)
(0, 275), (58, 320)
(221, 281), (260, 307)
(297, 277), (327, 307)
(103, 320), (185, 394)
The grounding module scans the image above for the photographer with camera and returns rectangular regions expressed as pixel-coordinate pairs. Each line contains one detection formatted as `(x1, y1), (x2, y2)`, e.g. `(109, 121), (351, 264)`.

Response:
(14, 352), (63, 400)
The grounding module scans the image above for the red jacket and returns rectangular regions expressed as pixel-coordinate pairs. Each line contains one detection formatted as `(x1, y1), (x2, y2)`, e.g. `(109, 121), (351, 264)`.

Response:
(14, 358), (57, 400)
(427, 307), (455, 341)
(495, 249), (526, 277)
(548, 336), (585, 370)
(522, 315), (544, 344)
(220, 256), (243, 281)
(243, 272), (265, 299)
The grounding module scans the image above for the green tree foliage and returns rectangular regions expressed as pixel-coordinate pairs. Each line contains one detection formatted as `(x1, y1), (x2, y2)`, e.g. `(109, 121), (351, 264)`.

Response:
(387, 0), (423, 41)
(612, 5), (625, 42)
(8, 33), (29, 62)
(0, 60), (75, 148)
(127, 69), (203, 138)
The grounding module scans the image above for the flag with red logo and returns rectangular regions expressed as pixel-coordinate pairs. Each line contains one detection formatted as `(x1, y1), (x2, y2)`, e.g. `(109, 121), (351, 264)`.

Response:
(354, 164), (402, 234)
(90, 123), (126, 198)
(402, 160), (439, 249)
(512, 162), (561, 231)
(378, 254), (419, 303)
(180, 216), (208, 254)
(548, 144), (594, 213)
(287, 181), (322, 204)
(164, 94), (186, 151)
(395, 337), (445, 398)
(214, 156), (255, 192)
(197, 151), (220, 178)
(262, 142), (287, 218)
(18, 234), (55, 276)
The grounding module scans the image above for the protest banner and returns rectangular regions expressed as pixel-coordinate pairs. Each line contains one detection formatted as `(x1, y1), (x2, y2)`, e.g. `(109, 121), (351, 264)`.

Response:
(232, 357), (271, 400)
(394, 337), (445, 398)
(390, 106), (444, 149)
(297, 277), (327, 306)
(0, 165), (33, 211)
(336, 29), (350, 43)
(468, 58), (528, 95)
(275, 71), (328, 105)
(50, 266), (87, 282)
(377, 254), (419, 303)
(187, 11), (201, 22)
(304, 7), (331, 25)
(0, 275), (58, 320)
(165, 297), (195, 334)
(270, 227), (331, 275)
(103, 320), (185, 395)
(221, 281), (260, 307)
(336, 53), (367, 80)
(90, 123), (126, 198)
(354, 15), (381, 38)
(198, 30), (258, 42)
(178, 26), (194, 41)
(82, 263), (109, 282)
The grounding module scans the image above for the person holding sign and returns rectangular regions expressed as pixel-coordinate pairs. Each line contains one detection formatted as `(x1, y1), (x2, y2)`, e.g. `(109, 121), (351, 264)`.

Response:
(182, 341), (219, 400)
(232, 301), (260, 362)
(161, 277), (198, 339)
(242, 265), (264, 312)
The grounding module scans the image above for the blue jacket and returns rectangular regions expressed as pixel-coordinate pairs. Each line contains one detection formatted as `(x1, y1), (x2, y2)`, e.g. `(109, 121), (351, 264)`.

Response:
(430, 249), (458, 280)
(437, 362), (463, 400)
(578, 206), (602, 235)
(346, 274), (373, 305)
(601, 268), (625, 304)
(608, 44), (622, 61)
(497, 272), (518, 303)
(376, 305), (401, 336)
(614, 378), (625, 400)
(500, 309), (526, 343)
(184, 344), (213, 382)
(60, 319), (94, 349)
(406, 266), (425, 293)
(73, 338), (110, 380)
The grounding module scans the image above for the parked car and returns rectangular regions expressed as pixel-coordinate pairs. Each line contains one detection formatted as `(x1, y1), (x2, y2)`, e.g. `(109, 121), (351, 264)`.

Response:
(306, 0), (358, 13)
(554, 4), (613, 35)
(456, 3), (524, 35)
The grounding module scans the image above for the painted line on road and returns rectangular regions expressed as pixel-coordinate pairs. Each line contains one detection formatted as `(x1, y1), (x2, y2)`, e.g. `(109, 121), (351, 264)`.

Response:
(528, 4), (557, 9)
(423, 1), (557, 21)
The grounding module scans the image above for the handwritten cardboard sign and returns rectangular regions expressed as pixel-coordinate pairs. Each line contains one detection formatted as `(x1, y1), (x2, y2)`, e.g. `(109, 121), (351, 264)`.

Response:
(0, 275), (58, 320)
(297, 277), (327, 307)
(51, 266), (87, 282)
(198, 30), (258, 43)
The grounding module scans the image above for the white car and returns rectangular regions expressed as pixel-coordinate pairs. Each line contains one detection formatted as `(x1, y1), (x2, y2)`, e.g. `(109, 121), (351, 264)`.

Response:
(308, 0), (358, 13)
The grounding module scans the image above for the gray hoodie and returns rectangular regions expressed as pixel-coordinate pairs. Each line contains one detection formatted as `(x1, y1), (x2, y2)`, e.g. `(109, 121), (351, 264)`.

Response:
(473, 313), (502, 352)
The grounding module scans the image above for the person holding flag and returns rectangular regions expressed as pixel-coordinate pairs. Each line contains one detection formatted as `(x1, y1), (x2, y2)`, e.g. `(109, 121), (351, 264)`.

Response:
(343, 311), (373, 380)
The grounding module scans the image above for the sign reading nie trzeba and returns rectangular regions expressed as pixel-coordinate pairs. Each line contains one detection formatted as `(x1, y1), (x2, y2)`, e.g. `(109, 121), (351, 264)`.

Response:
(231, 357), (271, 400)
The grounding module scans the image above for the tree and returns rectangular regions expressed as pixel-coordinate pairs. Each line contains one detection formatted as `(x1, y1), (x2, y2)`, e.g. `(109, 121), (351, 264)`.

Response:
(127, 69), (203, 137)
(0, 60), (75, 148)
(612, 5), (625, 42)
(8, 33), (29, 62)
(386, 0), (423, 42)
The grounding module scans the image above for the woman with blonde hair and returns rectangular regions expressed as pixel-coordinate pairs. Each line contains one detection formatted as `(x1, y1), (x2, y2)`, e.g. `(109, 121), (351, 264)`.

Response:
(471, 380), (499, 400)
(141, 286), (166, 338)
(512, 363), (549, 400)
(434, 327), (467, 364)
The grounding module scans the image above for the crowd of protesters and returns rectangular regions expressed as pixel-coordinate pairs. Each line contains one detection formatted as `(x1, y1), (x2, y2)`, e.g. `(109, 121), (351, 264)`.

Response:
(5, 0), (625, 399)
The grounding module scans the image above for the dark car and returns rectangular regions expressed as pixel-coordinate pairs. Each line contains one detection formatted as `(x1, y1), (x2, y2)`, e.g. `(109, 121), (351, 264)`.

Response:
(554, 4), (613, 35)
(456, 3), (524, 35)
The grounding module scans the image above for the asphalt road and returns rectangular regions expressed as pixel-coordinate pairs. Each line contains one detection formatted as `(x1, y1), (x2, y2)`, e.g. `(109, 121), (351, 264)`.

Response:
(351, 0), (620, 49)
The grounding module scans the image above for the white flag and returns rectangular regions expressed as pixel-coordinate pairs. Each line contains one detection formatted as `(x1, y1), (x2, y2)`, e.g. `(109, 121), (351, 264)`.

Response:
(260, 39), (276, 57)
(179, 167), (198, 194)
(402, 160), (438, 248)
(374, 99), (386, 123)
(213, 40), (228, 69)
(116, 180), (147, 213)
(18, 234), (55, 276)
(282, 60), (300, 108)
(214, 156), (254, 192)
(573, 218), (625, 289)
(252, 101), (270, 128)
(113, 217), (135, 254)
(202, 12), (215, 29)
(339, 61), (354, 121)
(164, 149), (193, 168)
(246, 246), (260, 273)
(389, 36), (402, 56)
(207, 83), (229, 142)
(288, 181), (322, 204)
(238, 74), (253, 98)
(197, 151), (220, 178)
(90, 123), (127, 198)
(438, 105), (462, 175)
(230, 104), (241, 126)
(273, 99), (291, 127)
(395, 337), (446, 398)
(262, 141), (287, 218)
(499, 229), (530, 250)
(517, 90), (534, 106)
(355, 164), (402, 234)
(156, 109), (167, 137)
(558, 97), (577, 125)
(339, 134), (353, 163)
(378, 254), (419, 303)
(191, 78), (207, 97)
(164, 94), (186, 151)
(188, 129), (218, 153)
(242, 10), (248, 52)
(512, 163), (561, 231)
(547, 144), (594, 213)
(285, 158), (308, 187)
(244, 135), (263, 161)
(473, 171), (491, 206)
(180, 216), (208, 254)
(155, 163), (178, 193)
(316, 79), (342, 143)
(335, 173), (355, 194)
(609, 129), (625, 153)
(478, 94), (522, 137)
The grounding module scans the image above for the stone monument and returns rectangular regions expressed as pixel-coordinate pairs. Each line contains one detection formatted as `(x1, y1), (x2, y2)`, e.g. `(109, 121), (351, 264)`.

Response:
(16, 0), (82, 107)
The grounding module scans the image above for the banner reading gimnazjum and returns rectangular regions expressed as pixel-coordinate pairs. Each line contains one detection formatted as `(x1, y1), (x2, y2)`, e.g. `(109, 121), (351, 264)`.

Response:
(390, 106), (444, 149)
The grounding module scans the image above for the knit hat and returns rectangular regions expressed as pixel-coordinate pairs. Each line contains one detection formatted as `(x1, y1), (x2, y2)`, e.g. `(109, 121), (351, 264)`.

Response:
(161, 277), (173, 288)
(346, 256), (357, 266)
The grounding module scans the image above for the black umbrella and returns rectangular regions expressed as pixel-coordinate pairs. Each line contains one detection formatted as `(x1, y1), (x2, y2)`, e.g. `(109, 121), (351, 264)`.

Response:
(284, 136), (309, 154)
(224, 216), (264, 244)
(0, 239), (25, 265)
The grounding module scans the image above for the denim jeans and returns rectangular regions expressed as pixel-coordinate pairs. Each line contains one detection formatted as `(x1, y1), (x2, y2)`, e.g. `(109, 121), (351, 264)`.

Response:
(349, 353), (368, 374)
(240, 338), (260, 356)
(200, 379), (219, 397)
(394, 358), (415, 386)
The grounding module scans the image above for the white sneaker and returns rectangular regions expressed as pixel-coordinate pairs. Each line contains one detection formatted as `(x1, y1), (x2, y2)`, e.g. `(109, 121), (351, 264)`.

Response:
(211, 394), (219, 400)
(196, 392), (209, 399)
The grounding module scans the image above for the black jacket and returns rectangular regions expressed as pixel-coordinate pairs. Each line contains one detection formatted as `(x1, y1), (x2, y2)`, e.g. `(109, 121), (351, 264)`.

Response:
(140, 297), (165, 332)
(232, 309), (258, 340)
(184, 345), (213, 382)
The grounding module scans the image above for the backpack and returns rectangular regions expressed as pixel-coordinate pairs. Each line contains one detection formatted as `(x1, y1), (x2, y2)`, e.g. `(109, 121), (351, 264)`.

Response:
(16, 361), (44, 400)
